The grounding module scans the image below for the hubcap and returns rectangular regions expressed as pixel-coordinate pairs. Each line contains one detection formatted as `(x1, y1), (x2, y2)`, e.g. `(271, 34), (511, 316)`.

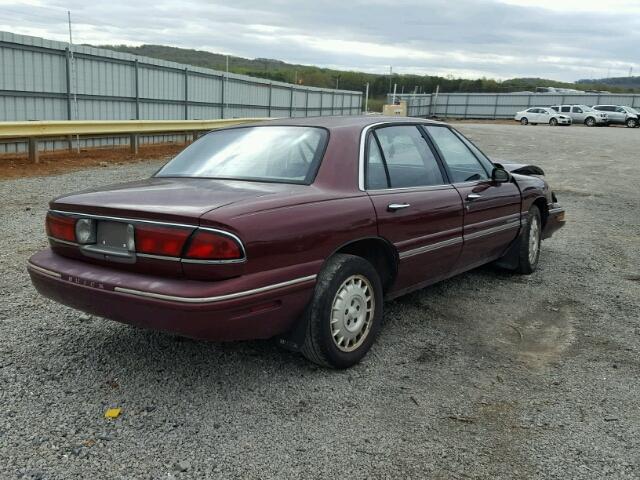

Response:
(529, 216), (540, 264)
(330, 275), (374, 352)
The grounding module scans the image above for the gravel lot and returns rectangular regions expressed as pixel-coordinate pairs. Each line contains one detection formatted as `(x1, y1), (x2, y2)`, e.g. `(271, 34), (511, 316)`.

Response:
(1, 123), (639, 479)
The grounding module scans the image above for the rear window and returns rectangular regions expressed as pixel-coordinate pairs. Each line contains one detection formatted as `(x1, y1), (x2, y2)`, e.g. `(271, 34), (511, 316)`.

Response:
(155, 126), (328, 184)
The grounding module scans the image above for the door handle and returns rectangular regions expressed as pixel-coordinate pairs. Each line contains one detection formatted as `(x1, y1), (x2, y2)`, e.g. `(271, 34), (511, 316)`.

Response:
(466, 193), (482, 202)
(387, 203), (410, 212)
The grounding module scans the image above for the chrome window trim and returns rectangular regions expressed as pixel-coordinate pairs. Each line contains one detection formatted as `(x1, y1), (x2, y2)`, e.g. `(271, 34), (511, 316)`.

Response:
(367, 184), (455, 194)
(48, 210), (247, 263)
(114, 274), (318, 304)
(358, 121), (389, 191)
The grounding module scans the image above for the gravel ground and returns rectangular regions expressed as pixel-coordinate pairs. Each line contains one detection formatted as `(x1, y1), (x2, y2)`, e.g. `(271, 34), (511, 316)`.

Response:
(1, 123), (639, 479)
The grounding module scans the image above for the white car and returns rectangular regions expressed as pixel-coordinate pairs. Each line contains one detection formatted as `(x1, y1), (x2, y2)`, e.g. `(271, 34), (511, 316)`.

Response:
(514, 107), (572, 126)
(549, 105), (608, 126)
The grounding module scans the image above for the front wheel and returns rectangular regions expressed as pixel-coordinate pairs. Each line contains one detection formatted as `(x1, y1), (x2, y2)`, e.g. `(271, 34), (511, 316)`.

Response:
(516, 206), (542, 274)
(301, 254), (383, 368)
(520, 117), (528, 125)
(626, 118), (638, 128)
(549, 118), (558, 126)
(585, 117), (596, 127)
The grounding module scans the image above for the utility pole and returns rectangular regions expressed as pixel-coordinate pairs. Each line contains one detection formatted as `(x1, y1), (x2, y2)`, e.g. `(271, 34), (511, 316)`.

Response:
(388, 66), (393, 93)
(68, 11), (79, 153)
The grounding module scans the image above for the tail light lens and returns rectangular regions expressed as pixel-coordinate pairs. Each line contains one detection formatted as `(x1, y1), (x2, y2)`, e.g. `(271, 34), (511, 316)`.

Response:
(135, 224), (193, 257)
(184, 230), (243, 260)
(46, 213), (76, 242)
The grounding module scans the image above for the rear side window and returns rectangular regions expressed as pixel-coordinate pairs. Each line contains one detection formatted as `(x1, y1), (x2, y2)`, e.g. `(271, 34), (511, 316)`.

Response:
(366, 126), (444, 189)
(425, 126), (489, 183)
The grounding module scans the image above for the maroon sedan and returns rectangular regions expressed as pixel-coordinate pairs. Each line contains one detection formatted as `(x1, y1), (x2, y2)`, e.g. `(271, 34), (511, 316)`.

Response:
(28, 116), (565, 368)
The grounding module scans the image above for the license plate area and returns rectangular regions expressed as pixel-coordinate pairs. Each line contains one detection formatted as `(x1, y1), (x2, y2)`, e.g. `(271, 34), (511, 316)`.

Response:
(81, 221), (136, 263)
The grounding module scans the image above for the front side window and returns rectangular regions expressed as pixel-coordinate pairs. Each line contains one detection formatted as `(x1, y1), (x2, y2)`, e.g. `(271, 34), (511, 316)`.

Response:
(155, 126), (327, 184)
(370, 126), (444, 189)
(572, 106), (583, 113)
(561, 106), (570, 113)
(425, 126), (489, 183)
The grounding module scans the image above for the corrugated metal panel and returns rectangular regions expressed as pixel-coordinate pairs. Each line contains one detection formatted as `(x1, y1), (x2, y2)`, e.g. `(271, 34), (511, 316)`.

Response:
(0, 31), (363, 152)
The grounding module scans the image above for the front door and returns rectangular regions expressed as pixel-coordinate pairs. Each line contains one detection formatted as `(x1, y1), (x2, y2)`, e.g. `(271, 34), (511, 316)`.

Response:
(423, 125), (522, 272)
(364, 125), (464, 292)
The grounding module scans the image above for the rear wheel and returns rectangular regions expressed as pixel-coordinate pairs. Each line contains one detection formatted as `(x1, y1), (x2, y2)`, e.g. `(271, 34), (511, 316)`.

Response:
(549, 118), (558, 126)
(516, 206), (542, 274)
(301, 254), (383, 368)
(585, 117), (596, 127)
(520, 117), (528, 125)
(626, 118), (638, 128)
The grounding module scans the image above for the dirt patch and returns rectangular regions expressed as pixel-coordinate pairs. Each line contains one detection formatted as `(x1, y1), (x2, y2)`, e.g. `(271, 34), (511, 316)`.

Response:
(0, 143), (184, 180)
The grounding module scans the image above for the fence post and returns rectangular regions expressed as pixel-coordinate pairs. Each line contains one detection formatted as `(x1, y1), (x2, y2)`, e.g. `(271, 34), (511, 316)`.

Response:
(320, 91), (324, 116)
(463, 94), (469, 119)
(65, 48), (72, 121)
(305, 89), (309, 117)
(64, 47), (73, 152)
(221, 73), (226, 119)
(444, 94), (450, 118)
(289, 85), (294, 117)
(493, 94), (499, 119)
(268, 82), (273, 117)
(184, 68), (189, 120)
(341, 93), (345, 116)
(332, 92), (335, 115)
(134, 60), (140, 120)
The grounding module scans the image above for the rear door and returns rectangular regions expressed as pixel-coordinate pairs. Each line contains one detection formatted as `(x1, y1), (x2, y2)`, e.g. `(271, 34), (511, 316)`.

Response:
(423, 125), (522, 272)
(364, 125), (464, 291)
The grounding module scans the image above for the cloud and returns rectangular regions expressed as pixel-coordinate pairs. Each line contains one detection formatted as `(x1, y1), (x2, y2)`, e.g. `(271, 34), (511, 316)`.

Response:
(1, 0), (639, 81)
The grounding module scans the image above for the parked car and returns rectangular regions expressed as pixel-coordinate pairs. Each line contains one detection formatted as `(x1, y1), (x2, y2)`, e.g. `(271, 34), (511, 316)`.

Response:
(27, 117), (566, 368)
(549, 105), (608, 126)
(514, 107), (572, 126)
(591, 105), (639, 128)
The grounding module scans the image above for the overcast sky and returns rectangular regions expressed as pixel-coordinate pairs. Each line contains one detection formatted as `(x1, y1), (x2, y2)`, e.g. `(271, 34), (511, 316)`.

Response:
(1, 0), (639, 82)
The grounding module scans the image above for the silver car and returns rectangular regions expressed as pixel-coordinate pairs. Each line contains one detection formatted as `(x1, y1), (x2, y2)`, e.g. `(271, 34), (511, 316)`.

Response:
(592, 105), (639, 128)
(549, 105), (608, 127)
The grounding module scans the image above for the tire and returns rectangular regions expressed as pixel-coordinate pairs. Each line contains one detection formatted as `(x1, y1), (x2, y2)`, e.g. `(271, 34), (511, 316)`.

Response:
(515, 206), (542, 274)
(585, 117), (596, 127)
(301, 254), (383, 369)
(626, 118), (638, 128)
(520, 117), (528, 125)
(549, 118), (558, 126)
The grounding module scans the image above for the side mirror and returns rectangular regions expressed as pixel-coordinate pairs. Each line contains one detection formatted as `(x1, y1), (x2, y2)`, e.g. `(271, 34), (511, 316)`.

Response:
(492, 167), (510, 183)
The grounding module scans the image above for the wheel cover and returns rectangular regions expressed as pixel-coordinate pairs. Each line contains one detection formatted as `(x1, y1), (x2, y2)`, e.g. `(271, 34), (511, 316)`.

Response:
(528, 215), (540, 264)
(330, 274), (375, 352)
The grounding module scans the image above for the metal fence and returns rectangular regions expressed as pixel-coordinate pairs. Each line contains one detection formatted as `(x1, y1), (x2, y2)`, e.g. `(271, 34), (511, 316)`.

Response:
(0, 31), (363, 153)
(388, 93), (640, 119)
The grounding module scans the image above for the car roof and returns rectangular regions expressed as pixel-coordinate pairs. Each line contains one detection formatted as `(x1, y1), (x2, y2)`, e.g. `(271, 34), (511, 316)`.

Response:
(252, 115), (447, 130)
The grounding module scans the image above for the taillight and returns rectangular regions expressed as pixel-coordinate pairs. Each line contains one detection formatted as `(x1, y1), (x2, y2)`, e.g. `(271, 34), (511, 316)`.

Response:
(135, 224), (193, 257)
(46, 213), (76, 242)
(184, 230), (243, 261)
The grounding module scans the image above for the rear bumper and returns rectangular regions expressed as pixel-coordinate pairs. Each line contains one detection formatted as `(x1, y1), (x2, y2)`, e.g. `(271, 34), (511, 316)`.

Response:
(542, 205), (566, 239)
(27, 249), (316, 341)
